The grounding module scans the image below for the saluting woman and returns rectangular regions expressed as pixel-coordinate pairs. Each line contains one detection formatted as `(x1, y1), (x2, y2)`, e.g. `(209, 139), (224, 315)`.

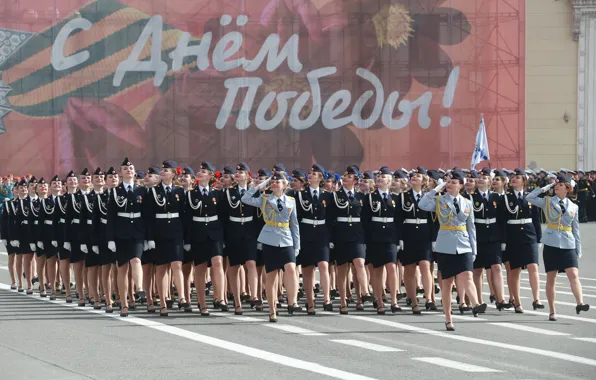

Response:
(241, 171), (301, 322)
(419, 170), (487, 331)
(526, 176), (590, 320)
(498, 168), (543, 313)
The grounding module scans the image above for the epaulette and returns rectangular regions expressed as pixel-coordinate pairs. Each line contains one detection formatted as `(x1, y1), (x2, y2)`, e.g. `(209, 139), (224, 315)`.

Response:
(263, 194), (269, 197)
(287, 195), (294, 200)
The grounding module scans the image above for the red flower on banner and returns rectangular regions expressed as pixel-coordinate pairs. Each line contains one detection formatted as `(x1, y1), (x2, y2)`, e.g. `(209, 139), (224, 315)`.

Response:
(214, 171), (222, 179)
(176, 167), (183, 176)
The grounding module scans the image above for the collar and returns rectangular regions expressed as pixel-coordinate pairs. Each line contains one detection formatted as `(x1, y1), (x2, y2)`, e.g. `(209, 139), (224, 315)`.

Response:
(343, 187), (354, 195)
(412, 189), (421, 198)
(162, 183), (172, 191)
(122, 180), (134, 189)
(448, 193), (459, 203)
(310, 187), (320, 197)
(199, 185), (210, 194)
(269, 193), (282, 202)
(29, 195), (38, 201)
(237, 186), (247, 193)
(378, 189), (388, 198)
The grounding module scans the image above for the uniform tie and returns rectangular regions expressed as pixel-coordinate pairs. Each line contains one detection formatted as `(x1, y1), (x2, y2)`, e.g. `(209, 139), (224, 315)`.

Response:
(559, 199), (566, 214)
(127, 185), (132, 193)
(166, 186), (171, 196)
(453, 197), (460, 214)
(277, 198), (283, 212)
(383, 192), (388, 204)
(202, 188), (208, 196)
(240, 188), (245, 197)
(313, 189), (318, 202)
(416, 193), (421, 202)
(348, 191), (354, 202)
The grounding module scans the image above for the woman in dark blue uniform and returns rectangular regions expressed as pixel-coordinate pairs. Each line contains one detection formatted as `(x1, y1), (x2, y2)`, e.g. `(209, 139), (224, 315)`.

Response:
(328, 166), (373, 314)
(178, 166), (195, 311)
(1, 186), (17, 289)
(184, 161), (225, 316)
(39, 176), (63, 300)
(396, 167), (435, 313)
(12, 179), (34, 294)
(362, 167), (401, 314)
(140, 166), (158, 311)
(145, 160), (189, 316)
(32, 178), (50, 297)
(498, 168), (543, 313)
(295, 164), (334, 314)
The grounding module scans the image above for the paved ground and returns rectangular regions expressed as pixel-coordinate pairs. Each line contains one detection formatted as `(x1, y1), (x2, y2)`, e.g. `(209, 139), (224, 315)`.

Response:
(1, 226), (596, 380)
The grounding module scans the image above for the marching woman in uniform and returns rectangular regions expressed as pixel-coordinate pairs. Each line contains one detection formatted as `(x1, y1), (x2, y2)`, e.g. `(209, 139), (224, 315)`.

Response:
(295, 164), (334, 314)
(145, 160), (190, 316)
(327, 166), (373, 314)
(106, 158), (147, 317)
(178, 166), (196, 312)
(251, 168), (271, 311)
(140, 166), (158, 311)
(526, 176), (590, 320)
(396, 167), (435, 313)
(1, 188), (17, 290)
(11, 179), (34, 293)
(184, 162), (225, 316)
(419, 170), (487, 331)
(241, 171), (301, 322)
(32, 178), (49, 297)
(40, 176), (62, 300)
(362, 167), (401, 314)
(58, 172), (77, 302)
(498, 168), (543, 313)
(492, 169), (514, 303)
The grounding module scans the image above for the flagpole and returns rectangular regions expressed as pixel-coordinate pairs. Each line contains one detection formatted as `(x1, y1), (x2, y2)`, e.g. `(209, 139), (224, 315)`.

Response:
(481, 113), (491, 170)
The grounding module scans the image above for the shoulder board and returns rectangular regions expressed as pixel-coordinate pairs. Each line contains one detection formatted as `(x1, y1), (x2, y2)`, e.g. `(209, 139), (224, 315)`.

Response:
(287, 196), (294, 200)
(263, 194), (269, 197)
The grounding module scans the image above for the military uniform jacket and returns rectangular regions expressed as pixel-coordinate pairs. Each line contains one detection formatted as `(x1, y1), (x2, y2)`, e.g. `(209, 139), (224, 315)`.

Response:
(526, 189), (580, 252)
(145, 183), (185, 241)
(1, 199), (12, 241)
(106, 183), (147, 241)
(241, 188), (300, 250)
(37, 196), (59, 243)
(327, 188), (365, 244)
(184, 186), (225, 243)
(64, 191), (87, 243)
(419, 190), (477, 256)
(78, 190), (97, 244)
(54, 195), (69, 243)
(294, 187), (333, 245)
(92, 190), (110, 247)
(497, 190), (542, 245)
(395, 189), (432, 246)
(12, 198), (33, 245)
(362, 190), (400, 244)
(470, 190), (505, 243)
(221, 186), (258, 241)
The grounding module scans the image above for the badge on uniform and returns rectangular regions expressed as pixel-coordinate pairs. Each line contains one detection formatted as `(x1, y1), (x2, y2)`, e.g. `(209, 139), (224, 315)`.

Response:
(528, 202), (532, 206)
(442, 205), (447, 209)
(212, 197), (217, 204)
(406, 202), (411, 207)
(136, 195), (142, 203)
(509, 202), (513, 206)
(322, 200), (326, 206)
(475, 201), (479, 206)
(392, 200), (395, 206)
(359, 199), (363, 205)
(493, 201), (497, 207)
(175, 194), (179, 200)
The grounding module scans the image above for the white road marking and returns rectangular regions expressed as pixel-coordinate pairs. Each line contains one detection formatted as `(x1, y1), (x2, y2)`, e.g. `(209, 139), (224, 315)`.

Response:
(431, 314), (487, 321)
(0, 251), (7, 256)
(572, 338), (596, 344)
(330, 340), (404, 352)
(489, 322), (570, 336)
(226, 316), (263, 322)
(519, 286), (596, 299)
(412, 357), (503, 372)
(0, 283), (378, 380)
(345, 315), (596, 367)
(481, 292), (578, 307)
(265, 324), (327, 336)
(487, 304), (596, 324)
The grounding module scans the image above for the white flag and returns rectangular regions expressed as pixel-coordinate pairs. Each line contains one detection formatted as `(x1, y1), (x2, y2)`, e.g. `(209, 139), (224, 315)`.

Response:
(471, 117), (490, 169)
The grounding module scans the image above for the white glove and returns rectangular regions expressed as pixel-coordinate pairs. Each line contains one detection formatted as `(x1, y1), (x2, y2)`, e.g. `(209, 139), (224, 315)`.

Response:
(37, 241), (44, 249)
(577, 249), (582, 259)
(1, 239), (6, 246)
(184, 244), (191, 252)
(541, 183), (555, 192)
(148, 241), (155, 249)
(10, 240), (19, 247)
(295, 249), (300, 257)
(51, 241), (58, 247)
(30, 243), (36, 252)
(538, 243), (543, 250)
(472, 254), (477, 262)
(501, 243), (506, 251)
(257, 242), (263, 250)
(63, 242), (71, 251)
(432, 242), (436, 251)
(399, 240), (404, 251)
(329, 242), (334, 249)
(433, 181), (447, 192)
(92, 246), (99, 254)
(143, 240), (149, 251)
(108, 241), (116, 252)
(256, 177), (271, 190)
(80, 244), (88, 254)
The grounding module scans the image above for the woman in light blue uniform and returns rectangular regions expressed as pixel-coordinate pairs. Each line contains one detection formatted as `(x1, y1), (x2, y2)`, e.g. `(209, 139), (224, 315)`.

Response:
(241, 171), (301, 322)
(526, 176), (590, 321)
(419, 170), (487, 331)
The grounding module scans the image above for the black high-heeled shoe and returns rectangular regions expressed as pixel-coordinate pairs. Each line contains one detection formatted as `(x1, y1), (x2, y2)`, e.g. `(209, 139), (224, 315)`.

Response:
(489, 295), (496, 304)
(514, 304), (524, 314)
(425, 301), (437, 311)
(200, 307), (210, 317)
(307, 303), (316, 316)
(472, 303), (487, 317)
(576, 304), (590, 314)
(391, 304), (402, 313)
(532, 300), (544, 310)
(160, 307), (168, 317)
(178, 300), (192, 312)
(377, 306), (386, 315)
(234, 305), (243, 316)
(339, 305), (348, 315)
(287, 304), (302, 315)
(412, 304), (422, 315)
(445, 321), (455, 331)
(269, 313), (278, 323)
(549, 312), (557, 321)
(120, 306), (129, 317)
(323, 302), (333, 312)
(496, 301), (512, 311)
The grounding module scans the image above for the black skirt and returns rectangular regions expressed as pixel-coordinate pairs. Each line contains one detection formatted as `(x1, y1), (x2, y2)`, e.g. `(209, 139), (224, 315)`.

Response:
(142, 247), (156, 265)
(153, 239), (183, 266)
(84, 245), (101, 268)
(334, 242), (366, 266)
(70, 243), (86, 264)
(507, 242), (539, 270)
(437, 252), (474, 279)
(474, 241), (503, 269)
(226, 238), (257, 267)
(297, 241), (330, 267)
(543, 245), (578, 273)
(99, 244), (117, 266)
(367, 243), (398, 268)
(399, 243), (433, 266)
(262, 244), (296, 273)
(191, 240), (224, 266)
(115, 239), (144, 267)
(41, 240), (59, 258)
(58, 244), (71, 261)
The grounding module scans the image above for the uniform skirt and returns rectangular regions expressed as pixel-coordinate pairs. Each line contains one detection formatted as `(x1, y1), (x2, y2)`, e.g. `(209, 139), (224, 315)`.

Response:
(297, 241), (330, 267)
(399, 243), (433, 266)
(153, 239), (183, 266)
(191, 240), (224, 266)
(58, 243), (71, 261)
(41, 240), (58, 258)
(507, 242), (539, 270)
(226, 238), (257, 267)
(142, 247), (156, 266)
(474, 241), (503, 269)
(334, 242), (366, 266)
(262, 244), (295, 273)
(70, 243), (86, 264)
(367, 243), (398, 268)
(543, 245), (578, 273)
(437, 252), (474, 279)
(115, 239), (144, 267)
(99, 244), (117, 266)
(84, 244), (101, 268)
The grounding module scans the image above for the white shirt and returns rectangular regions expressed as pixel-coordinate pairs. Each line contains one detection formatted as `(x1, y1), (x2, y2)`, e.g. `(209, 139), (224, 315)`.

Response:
(447, 193), (460, 204)
(162, 183), (173, 192)
(378, 189), (388, 199)
(310, 187), (320, 198)
(198, 185), (209, 194)
(122, 181), (134, 191)
(479, 190), (489, 200)
(412, 190), (421, 200)
(237, 186), (247, 194)
(343, 188), (354, 197)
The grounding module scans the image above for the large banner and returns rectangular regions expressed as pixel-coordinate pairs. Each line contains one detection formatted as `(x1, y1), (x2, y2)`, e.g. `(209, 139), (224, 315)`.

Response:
(0, 0), (524, 176)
